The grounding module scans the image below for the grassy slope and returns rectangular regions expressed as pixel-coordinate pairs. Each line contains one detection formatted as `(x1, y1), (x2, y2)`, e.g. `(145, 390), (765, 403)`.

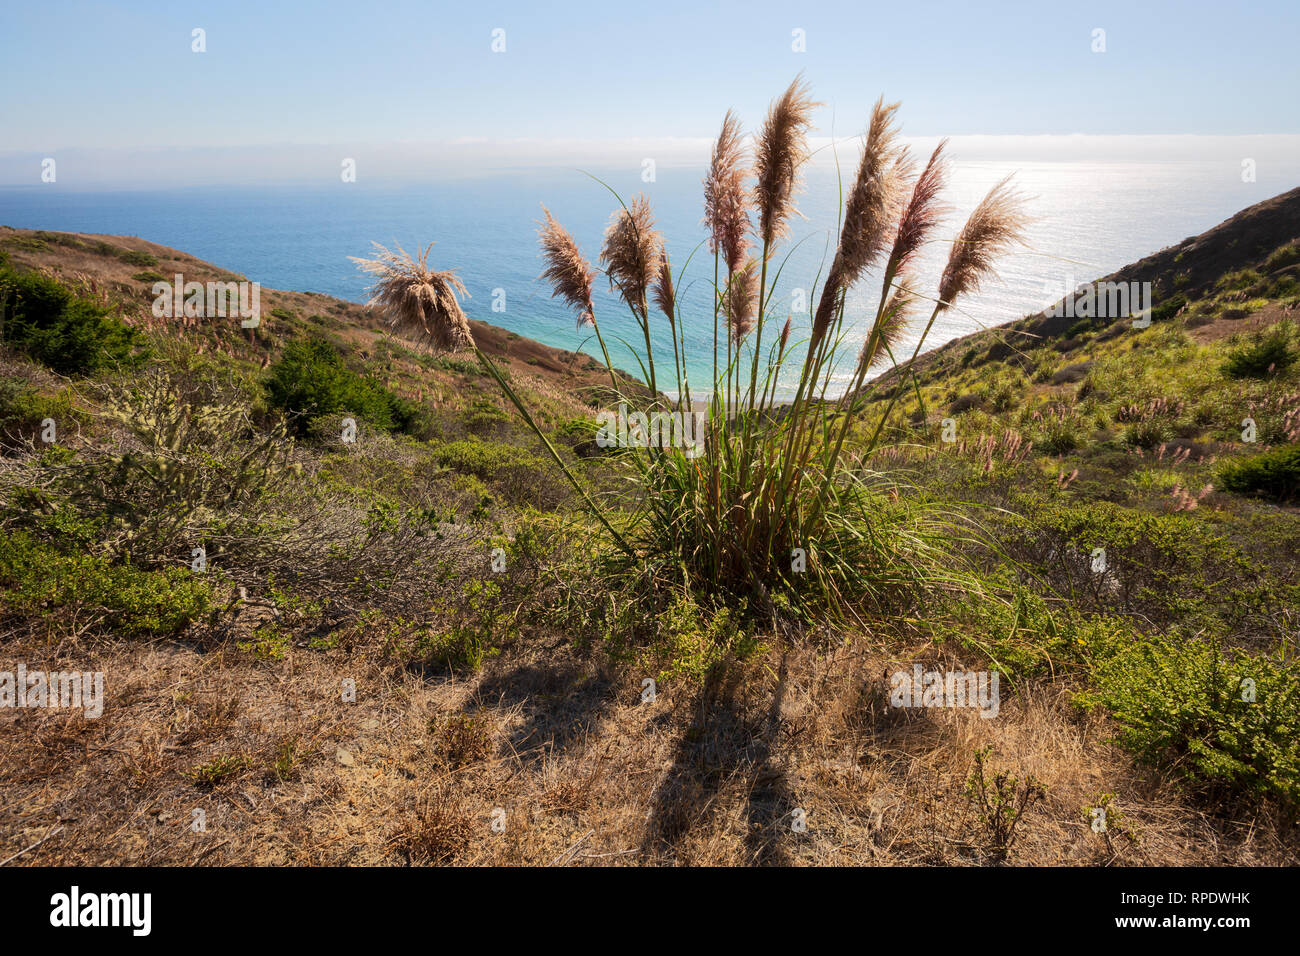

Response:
(0, 201), (1297, 867)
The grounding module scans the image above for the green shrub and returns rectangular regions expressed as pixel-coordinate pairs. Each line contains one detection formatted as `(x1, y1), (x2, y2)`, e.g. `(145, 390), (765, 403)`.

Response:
(1218, 444), (1300, 503)
(265, 335), (421, 435)
(942, 586), (1132, 681)
(1215, 268), (1262, 294)
(0, 264), (143, 375)
(1267, 274), (1299, 299)
(1020, 500), (1263, 633)
(0, 529), (212, 636)
(1150, 292), (1186, 324)
(460, 399), (509, 436)
(45, 369), (298, 561)
(0, 381), (81, 439)
(433, 437), (544, 483)
(432, 355), (482, 376)
(1223, 323), (1297, 379)
(1082, 635), (1300, 805)
(965, 746), (1046, 862)
(640, 592), (753, 685)
(415, 580), (511, 672)
(117, 249), (158, 268)
(1264, 242), (1300, 272)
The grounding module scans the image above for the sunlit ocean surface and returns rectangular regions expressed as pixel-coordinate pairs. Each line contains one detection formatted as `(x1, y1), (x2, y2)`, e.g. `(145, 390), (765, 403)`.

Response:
(3, 158), (1296, 400)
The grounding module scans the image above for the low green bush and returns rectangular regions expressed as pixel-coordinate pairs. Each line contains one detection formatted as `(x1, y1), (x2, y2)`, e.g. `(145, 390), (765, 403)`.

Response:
(1081, 635), (1300, 806)
(0, 529), (212, 636)
(433, 437), (544, 483)
(0, 262), (143, 375)
(0, 381), (81, 439)
(1019, 499), (1265, 633)
(117, 249), (158, 268)
(1223, 323), (1296, 379)
(460, 399), (509, 436)
(1218, 444), (1300, 503)
(265, 335), (422, 435)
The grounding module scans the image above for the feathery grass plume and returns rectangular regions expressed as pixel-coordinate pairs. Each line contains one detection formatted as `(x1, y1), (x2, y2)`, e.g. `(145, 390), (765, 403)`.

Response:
(887, 141), (950, 276)
(350, 242), (472, 352)
(778, 315), (792, 355)
(600, 195), (662, 318)
(652, 250), (676, 327)
(937, 175), (1029, 311)
(812, 100), (907, 340)
(703, 110), (752, 272)
(726, 259), (759, 343)
(753, 75), (818, 250)
(861, 279), (915, 369)
(834, 100), (905, 285)
(538, 206), (596, 326)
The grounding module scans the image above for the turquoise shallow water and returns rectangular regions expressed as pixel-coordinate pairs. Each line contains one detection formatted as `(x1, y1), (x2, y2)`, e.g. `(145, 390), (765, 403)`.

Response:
(2, 159), (1295, 400)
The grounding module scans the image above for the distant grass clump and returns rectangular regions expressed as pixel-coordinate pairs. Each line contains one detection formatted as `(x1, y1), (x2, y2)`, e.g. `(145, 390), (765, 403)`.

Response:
(117, 249), (158, 268)
(1218, 444), (1300, 503)
(0, 259), (144, 375)
(1223, 322), (1297, 379)
(265, 335), (422, 435)
(1150, 292), (1187, 324)
(1264, 241), (1300, 272)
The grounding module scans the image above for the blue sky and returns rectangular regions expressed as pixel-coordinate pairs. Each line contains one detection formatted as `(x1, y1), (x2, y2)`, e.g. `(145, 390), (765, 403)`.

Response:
(2, 0), (1297, 152)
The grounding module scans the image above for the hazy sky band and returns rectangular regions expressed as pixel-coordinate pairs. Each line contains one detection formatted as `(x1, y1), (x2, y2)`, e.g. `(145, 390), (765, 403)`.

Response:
(2, 0), (1296, 160)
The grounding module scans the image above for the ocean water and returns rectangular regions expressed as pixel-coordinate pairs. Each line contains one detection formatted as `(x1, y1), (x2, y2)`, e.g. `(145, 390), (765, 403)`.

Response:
(2, 159), (1295, 400)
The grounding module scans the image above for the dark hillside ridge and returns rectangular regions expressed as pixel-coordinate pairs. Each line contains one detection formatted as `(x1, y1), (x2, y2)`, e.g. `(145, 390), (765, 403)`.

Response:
(876, 185), (1300, 384)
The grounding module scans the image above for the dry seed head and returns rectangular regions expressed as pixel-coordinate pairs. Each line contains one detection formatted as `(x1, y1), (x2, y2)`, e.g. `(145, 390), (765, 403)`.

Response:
(836, 98), (906, 287)
(652, 250), (676, 329)
(861, 277), (916, 369)
(813, 98), (908, 341)
(537, 206), (596, 327)
(887, 141), (950, 277)
(703, 109), (753, 273)
(726, 259), (760, 343)
(350, 241), (473, 352)
(753, 75), (819, 250)
(600, 195), (662, 318)
(937, 175), (1029, 311)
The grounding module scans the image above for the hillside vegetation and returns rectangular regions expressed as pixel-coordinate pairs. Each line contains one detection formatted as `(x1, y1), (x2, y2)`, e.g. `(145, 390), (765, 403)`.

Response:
(1, 182), (1297, 866)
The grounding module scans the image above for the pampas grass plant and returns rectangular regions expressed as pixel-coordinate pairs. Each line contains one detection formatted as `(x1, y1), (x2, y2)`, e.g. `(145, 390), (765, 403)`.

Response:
(357, 78), (1028, 621)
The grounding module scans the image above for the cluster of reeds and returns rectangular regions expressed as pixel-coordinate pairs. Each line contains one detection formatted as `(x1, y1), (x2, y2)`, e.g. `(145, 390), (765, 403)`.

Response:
(949, 429), (1035, 474)
(354, 78), (1028, 617)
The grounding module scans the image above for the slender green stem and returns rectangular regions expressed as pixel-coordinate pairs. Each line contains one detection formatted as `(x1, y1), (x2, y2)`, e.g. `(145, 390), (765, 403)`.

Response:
(474, 345), (634, 557)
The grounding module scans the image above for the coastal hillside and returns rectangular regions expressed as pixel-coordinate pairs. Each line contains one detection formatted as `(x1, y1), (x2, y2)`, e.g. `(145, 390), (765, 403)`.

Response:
(1, 187), (1298, 868)
(879, 185), (1300, 384)
(0, 225), (643, 400)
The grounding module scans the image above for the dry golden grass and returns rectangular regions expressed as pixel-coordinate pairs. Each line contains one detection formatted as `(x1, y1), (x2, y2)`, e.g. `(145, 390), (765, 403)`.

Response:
(3, 623), (1294, 867)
